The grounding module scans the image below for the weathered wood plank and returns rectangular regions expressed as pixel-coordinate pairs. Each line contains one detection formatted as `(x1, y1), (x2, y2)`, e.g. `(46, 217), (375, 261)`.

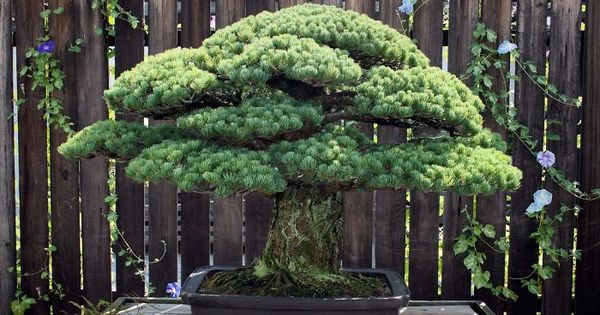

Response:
(441, 0), (479, 300)
(213, 196), (243, 265)
(278, 0), (307, 8)
(15, 1), (50, 313)
(181, 0), (211, 48)
(342, 0), (376, 269)
(409, 0), (443, 300)
(246, 0), (276, 15)
(317, 0), (342, 6)
(114, 0), (145, 297)
(345, 0), (375, 17)
(374, 0), (407, 276)
(243, 194), (273, 264)
(474, 1), (511, 313)
(380, 0), (402, 30)
(542, 2), (581, 314)
(374, 127), (406, 274)
(216, 0), (246, 28)
(147, 0), (179, 296)
(211, 0), (246, 267)
(74, 0), (111, 303)
(118, 301), (486, 315)
(576, 0), (600, 313)
(243, 0), (276, 269)
(181, 193), (210, 278)
(508, 1), (547, 314)
(48, 1), (81, 312)
(180, 0), (212, 280)
(0, 0), (15, 313)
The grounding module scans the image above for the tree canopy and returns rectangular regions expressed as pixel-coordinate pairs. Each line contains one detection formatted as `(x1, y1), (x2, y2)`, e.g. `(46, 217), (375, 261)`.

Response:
(59, 4), (522, 197)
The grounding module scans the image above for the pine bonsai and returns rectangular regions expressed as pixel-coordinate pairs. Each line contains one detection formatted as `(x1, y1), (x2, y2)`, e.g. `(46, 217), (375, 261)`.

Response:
(60, 4), (521, 298)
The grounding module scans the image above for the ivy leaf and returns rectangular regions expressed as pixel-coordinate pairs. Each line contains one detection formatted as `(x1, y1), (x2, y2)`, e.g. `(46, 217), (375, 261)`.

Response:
(482, 224), (496, 238)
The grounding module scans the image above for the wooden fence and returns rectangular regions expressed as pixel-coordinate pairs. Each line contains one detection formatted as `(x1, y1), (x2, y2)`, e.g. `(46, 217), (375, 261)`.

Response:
(0, 0), (599, 314)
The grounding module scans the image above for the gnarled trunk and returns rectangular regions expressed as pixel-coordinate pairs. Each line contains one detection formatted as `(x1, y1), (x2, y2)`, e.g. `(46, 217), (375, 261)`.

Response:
(259, 187), (344, 273)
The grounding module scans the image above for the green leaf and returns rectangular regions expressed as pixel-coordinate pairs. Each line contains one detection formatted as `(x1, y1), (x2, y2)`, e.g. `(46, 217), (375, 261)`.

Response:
(454, 238), (469, 255)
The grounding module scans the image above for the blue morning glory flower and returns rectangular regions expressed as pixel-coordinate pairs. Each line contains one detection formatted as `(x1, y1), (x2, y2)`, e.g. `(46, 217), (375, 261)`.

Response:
(533, 189), (552, 206)
(36, 41), (56, 54)
(536, 150), (556, 168)
(397, 0), (414, 14)
(526, 202), (543, 214)
(497, 40), (517, 54)
(166, 282), (181, 298)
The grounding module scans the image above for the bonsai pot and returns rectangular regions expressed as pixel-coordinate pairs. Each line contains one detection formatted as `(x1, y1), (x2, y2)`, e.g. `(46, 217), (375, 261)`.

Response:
(181, 266), (410, 315)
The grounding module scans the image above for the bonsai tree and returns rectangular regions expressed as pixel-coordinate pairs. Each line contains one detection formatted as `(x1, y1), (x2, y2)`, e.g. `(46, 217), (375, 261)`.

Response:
(60, 4), (521, 298)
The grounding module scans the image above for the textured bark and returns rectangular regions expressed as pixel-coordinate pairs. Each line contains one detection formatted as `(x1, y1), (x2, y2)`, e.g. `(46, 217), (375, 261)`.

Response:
(261, 188), (343, 272)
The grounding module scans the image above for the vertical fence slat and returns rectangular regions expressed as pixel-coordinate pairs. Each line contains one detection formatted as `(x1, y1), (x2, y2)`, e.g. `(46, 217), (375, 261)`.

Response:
(343, 0), (375, 269)
(181, 0), (211, 48)
(147, 0), (179, 296)
(15, 1), (50, 313)
(374, 127), (406, 273)
(243, 0), (276, 269)
(379, 0), (401, 30)
(0, 0), (15, 313)
(474, 1), (511, 313)
(180, 0), (212, 280)
(577, 0), (600, 313)
(48, 1), (81, 312)
(278, 0), (307, 8)
(542, 1), (581, 314)
(441, 0), (479, 300)
(212, 0), (245, 266)
(508, 1), (547, 314)
(75, 1), (111, 303)
(213, 197), (243, 265)
(375, 0), (406, 276)
(244, 195), (273, 264)
(114, 0), (145, 296)
(246, 0), (276, 15)
(409, 0), (443, 300)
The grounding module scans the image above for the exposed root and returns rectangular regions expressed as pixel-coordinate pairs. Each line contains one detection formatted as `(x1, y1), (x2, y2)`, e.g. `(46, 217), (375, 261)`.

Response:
(199, 266), (391, 298)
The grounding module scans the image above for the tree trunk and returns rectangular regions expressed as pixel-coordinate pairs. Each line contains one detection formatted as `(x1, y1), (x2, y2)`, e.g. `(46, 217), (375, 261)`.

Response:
(259, 187), (344, 273)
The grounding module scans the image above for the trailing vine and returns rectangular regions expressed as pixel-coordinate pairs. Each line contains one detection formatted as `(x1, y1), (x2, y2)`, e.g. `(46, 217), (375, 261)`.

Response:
(455, 22), (590, 300)
(18, 5), (74, 134)
(105, 163), (167, 297)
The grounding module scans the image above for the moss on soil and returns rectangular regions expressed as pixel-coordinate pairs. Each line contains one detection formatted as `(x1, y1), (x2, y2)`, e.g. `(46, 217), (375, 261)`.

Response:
(200, 266), (392, 298)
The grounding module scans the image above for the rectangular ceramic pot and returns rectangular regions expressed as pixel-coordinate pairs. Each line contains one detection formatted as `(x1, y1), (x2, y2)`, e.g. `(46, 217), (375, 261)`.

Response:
(181, 266), (410, 315)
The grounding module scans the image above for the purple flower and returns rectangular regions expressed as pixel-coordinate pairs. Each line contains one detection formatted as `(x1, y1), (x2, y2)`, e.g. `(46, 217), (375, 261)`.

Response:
(526, 202), (543, 214)
(397, 0), (413, 14)
(166, 282), (181, 298)
(497, 40), (517, 54)
(36, 41), (56, 54)
(533, 189), (553, 206)
(536, 150), (556, 168)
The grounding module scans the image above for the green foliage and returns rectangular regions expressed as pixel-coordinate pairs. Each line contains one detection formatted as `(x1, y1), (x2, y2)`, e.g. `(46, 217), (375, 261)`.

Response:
(18, 5), (74, 134)
(58, 120), (193, 159)
(356, 66), (484, 135)
(272, 125), (520, 194)
(104, 48), (221, 115)
(204, 4), (429, 69)
(178, 96), (323, 144)
(63, 4), (521, 198)
(456, 22), (589, 301)
(126, 140), (287, 197)
(11, 294), (36, 315)
(218, 34), (363, 86)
